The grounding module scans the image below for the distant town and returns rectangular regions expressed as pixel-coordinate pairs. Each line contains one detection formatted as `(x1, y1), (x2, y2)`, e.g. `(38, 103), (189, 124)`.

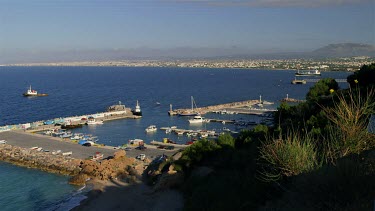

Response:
(5, 56), (375, 72)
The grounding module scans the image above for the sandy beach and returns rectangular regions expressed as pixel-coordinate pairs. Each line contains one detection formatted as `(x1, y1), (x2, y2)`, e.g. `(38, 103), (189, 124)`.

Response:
(72, 179), (184, 211)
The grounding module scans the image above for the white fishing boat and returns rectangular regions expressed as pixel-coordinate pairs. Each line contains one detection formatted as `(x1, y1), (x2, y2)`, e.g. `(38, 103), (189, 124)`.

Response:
(188, 115), (205, 124)
(223, 127), (231, 132)
(86, 117), (103, 125)
(165, 128), (172, 134)
(60, 132), (72, 138)
(132, 100), (142, 116)
(23, 85), (48, 97)
(145, 125), (157, 133)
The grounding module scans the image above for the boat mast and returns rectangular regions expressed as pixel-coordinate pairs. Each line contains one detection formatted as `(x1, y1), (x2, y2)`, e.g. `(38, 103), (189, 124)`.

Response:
(191, 96), (194, 111)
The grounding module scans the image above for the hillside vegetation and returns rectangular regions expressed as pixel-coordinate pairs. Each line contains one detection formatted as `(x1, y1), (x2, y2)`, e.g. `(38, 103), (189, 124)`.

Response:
(148, 64), (375, 210)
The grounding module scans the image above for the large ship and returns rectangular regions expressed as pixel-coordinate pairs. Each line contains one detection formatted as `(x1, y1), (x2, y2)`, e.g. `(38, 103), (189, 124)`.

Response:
(295, 69), (321, 76)
(23, 85), (48, 97)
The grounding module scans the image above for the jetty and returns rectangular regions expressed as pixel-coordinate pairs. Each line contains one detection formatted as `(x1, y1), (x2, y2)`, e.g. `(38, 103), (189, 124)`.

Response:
(291, 79), (307, 84)
(280, 94), (306, 103)
(168, 99), (260, 116)
(1, 102), (141, 133)
(305, 79), (347, 83)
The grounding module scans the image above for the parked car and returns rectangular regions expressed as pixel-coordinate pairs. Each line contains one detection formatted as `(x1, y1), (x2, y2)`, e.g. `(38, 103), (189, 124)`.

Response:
(82, 142), (91, 147)
(135, 145), (147, 150)
(165, 146), (175, 150)
(136, 154), (146, 161)
(0, 140), (7, 144)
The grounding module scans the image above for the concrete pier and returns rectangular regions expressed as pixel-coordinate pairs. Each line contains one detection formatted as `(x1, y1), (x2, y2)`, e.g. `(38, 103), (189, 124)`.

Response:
(169, 99), (260, 116)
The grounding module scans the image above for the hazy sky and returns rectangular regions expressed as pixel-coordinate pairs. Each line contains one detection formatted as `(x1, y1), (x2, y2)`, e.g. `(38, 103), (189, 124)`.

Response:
(0, 0), (374, 56)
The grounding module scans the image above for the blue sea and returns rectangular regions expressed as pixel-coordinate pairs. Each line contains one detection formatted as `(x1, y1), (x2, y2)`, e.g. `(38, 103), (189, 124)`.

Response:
(0, 66), (351, 210)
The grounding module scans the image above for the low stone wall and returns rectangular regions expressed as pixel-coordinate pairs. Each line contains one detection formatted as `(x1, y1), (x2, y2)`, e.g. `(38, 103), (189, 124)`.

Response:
(0, 144), (82, 175)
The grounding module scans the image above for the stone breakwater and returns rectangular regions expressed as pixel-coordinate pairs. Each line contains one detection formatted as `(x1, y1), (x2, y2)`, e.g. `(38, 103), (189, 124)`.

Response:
(170, 99), (259, 115)
(0, 144), (82, 175)
(0, 144), (148, 186)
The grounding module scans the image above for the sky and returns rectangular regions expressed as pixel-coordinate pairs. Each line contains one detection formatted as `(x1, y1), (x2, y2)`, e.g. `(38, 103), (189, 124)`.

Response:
(0, 0), (374, 62)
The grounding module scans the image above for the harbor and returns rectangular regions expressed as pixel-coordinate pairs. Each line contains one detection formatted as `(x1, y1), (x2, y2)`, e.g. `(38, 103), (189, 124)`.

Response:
(0, 130), (178, 160)
(0, 101), (141, 133)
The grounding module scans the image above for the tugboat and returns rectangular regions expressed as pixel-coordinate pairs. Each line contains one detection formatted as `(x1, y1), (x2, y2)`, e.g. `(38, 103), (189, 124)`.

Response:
(23, 85), (48, 97)
(132, 100), (142, 116)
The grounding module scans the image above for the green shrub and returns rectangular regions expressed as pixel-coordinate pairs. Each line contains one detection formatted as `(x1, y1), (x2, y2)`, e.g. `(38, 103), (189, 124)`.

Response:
(322, 88), (375, 156)
(347, 63), (375, 88)
(306, 78), (339, 102)
(259, 133), (319, 181)
(179, 140), (220, 167)
(217, 133), (235, 149)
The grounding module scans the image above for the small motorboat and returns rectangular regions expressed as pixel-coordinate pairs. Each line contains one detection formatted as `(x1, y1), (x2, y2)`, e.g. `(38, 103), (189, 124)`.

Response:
(188, 115), (205, 124)
(145, 125), (157, 133)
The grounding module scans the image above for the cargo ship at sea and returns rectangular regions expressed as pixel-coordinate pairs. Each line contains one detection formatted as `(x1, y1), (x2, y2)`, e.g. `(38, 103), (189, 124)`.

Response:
(295, 69), (321, 76)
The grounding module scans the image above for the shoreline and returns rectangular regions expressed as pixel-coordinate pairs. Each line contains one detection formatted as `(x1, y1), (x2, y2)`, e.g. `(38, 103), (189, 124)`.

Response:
(0, 133), (184, 210)
(0, 63), (358, 72)
(71, 178), (184, 211)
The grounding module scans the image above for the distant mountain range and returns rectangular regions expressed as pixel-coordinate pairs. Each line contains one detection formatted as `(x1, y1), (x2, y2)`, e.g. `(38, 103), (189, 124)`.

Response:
(246, 43), (375, 59)
(310, 43), (375, 58)
(1, 43), (374, 64)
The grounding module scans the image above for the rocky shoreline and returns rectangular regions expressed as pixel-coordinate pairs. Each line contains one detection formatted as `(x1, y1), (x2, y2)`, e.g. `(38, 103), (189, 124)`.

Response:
(0, 143), (185, 210)
(0, 144), (82, 175)
(0, 144), (148, 185)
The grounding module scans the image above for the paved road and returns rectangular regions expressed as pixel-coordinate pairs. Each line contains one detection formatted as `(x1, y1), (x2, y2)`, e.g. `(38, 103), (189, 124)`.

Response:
(0, 131), (178, 160)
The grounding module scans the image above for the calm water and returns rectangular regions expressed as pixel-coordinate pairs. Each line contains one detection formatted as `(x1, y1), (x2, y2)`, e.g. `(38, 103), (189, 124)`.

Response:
(0, 162), (85, 211)
(0, 66), (351, 210)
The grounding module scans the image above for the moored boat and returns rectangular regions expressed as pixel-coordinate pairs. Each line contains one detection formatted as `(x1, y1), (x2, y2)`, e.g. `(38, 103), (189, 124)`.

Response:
(188, 115), (205, 124)
(132, 100), (142, 116)
(86, 117), (103, 125)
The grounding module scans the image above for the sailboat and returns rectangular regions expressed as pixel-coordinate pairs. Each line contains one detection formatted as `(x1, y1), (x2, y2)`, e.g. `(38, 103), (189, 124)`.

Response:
(179, 96), (199, 116)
